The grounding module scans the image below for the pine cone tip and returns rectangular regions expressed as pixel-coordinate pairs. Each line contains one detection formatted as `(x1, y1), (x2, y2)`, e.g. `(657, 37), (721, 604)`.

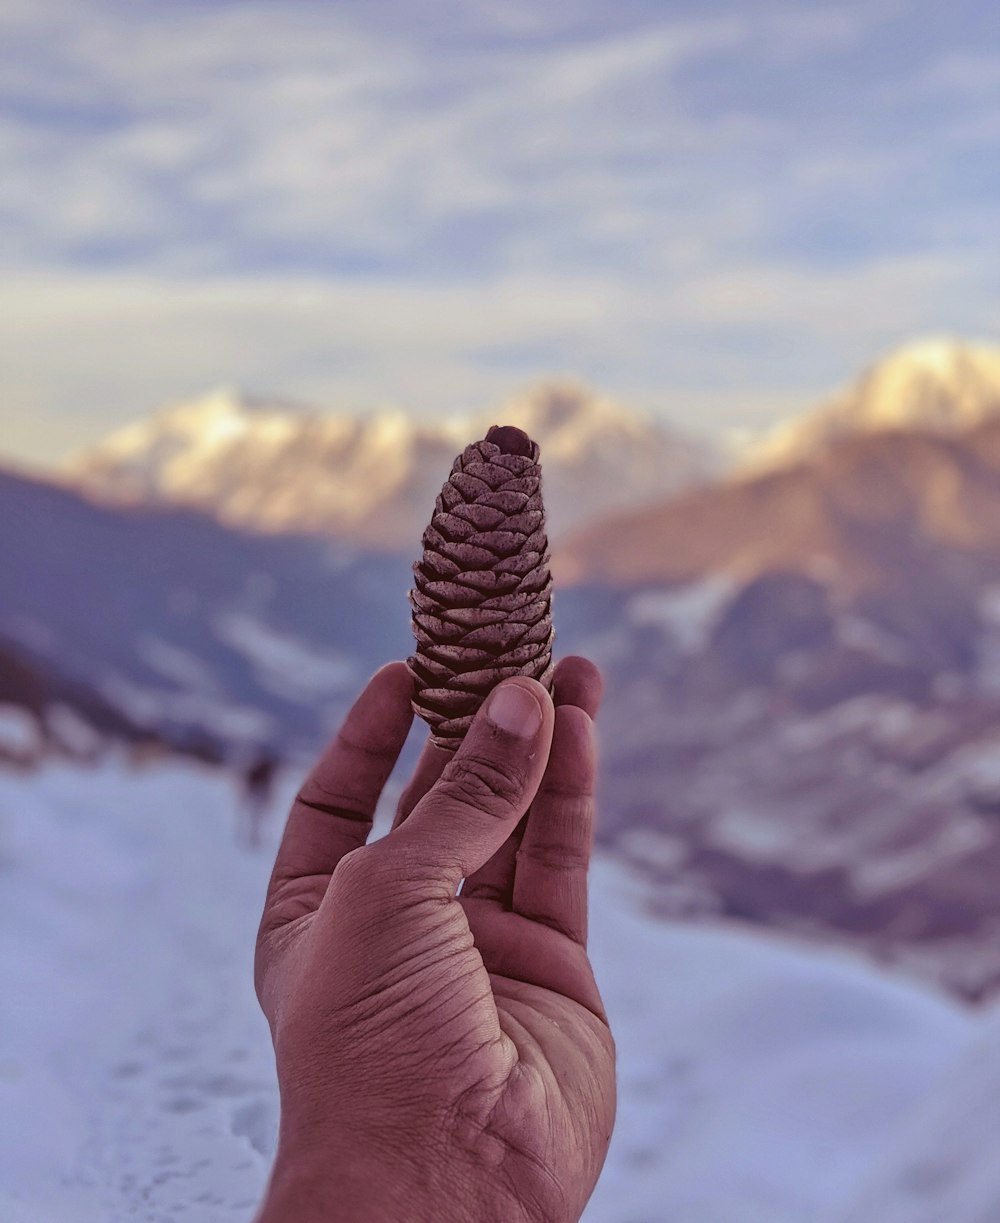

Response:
(485, 424), (537, 459)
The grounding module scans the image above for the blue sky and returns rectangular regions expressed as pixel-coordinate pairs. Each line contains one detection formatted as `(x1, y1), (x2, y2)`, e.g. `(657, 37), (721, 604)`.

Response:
(1, 0), (998, 463)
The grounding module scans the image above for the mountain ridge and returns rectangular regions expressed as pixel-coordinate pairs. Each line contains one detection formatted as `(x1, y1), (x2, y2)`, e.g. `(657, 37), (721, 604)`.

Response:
(559, 408), (1000, 593)
(741, 336), (1000, 474)
(65, 380), (717, 548)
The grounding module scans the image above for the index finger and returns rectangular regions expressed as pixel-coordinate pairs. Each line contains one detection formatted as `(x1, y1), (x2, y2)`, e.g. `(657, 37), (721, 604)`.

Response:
(260, 662), (413, 938)
(512, 702), (597, 946)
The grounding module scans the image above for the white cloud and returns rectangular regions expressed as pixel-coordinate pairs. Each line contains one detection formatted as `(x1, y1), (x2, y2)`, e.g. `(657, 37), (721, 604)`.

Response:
(750, 0), (905, 61)
(919, 50), (1000, 98)
(0, 2), (761, 276)
(2, 2), (993, 281)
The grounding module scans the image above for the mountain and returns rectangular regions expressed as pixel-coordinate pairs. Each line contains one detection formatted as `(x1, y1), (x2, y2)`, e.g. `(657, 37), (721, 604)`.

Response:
(558, 415), (1000, 593)
(0, 463), (619, 766)
(64, 381), (716, 548)
(0, 467), (414, 761)
(555, 402), (1000, 999)
(0, 640), (152, 765)
(743, 336), (1000, 473)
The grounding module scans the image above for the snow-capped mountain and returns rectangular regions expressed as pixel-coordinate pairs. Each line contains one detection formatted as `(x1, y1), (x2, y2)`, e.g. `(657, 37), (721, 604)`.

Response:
(743, 336), (1000, 473)
(12, 441), (1000, 999)
(65, 381), (715, 548)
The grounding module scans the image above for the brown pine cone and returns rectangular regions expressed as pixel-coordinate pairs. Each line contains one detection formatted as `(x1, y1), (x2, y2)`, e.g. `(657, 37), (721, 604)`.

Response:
(407, 424), (554, 749)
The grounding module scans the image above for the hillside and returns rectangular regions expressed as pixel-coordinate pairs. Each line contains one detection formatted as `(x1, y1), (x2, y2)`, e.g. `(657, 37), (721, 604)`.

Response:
(10, 338), (1000, 999)
(0, 757), (977, 1223)
(0, 467), (413, 759)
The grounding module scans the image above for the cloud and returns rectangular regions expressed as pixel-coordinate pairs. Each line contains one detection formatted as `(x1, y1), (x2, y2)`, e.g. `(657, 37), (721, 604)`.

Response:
(5, 1), (920, 278)
(2, 0), (995, 280)
(1, 0), (998, 464)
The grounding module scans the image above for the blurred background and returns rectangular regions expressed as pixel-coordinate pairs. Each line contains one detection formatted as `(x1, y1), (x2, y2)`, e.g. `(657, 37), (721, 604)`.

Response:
(2, 0), (1000, 1219)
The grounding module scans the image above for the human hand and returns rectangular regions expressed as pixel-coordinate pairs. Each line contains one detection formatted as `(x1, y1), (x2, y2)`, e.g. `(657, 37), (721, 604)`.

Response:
(254, 657), (615, 1223)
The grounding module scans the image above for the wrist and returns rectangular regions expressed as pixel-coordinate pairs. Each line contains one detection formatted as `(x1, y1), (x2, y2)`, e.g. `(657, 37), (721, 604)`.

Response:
(255, 1139), (480, 1223)
(256, 1163), (411, 1223)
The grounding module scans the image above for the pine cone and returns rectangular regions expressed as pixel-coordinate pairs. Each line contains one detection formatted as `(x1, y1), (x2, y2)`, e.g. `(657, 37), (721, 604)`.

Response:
(407, 424), (554, 749)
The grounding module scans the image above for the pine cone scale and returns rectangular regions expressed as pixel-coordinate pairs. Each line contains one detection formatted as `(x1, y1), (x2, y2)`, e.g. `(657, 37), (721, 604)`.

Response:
(433, 512), (479, 540)
(475, 589), (548, 613)
(450, 472), (492, 501)
(465, 529), (525, 556)
(433, 540), (499, 569)
(450, 503), (507, 530)
(440, 607), (509, 628)
(479, 491), (531, 514)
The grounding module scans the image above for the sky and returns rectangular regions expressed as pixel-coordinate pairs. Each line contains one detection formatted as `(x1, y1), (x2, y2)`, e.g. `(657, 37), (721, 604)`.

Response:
(1, 0), (999, 465)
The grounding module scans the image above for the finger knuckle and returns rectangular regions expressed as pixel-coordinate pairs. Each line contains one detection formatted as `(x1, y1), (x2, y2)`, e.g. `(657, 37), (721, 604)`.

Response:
(516, 905), (581, 944)
(517, 839), (590, 872)
(330, 843), (374, 891)
(442, 752), (525, 811)
(537, 782), (594, 809)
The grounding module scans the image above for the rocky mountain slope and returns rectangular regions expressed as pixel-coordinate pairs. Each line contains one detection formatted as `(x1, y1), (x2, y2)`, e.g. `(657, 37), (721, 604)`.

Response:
(557, 391), (1000, 998)
(0, 641), (151, 766)
(557, 415), (1000, 595)
(65, 381), (715, 548)
(0, 467), (414, 761)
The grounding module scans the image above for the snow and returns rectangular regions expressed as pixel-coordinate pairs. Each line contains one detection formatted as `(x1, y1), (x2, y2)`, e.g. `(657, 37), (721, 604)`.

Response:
(45, 704), (102, 758)
(64, 383), (716, 545)
(0, 760), (281, 1221)
(212, 611), (356, 701)
(742, 337), (1000, 474)
(835, 1007), (1000, 1222)
(99, 671), (275, 743)
(626, 577), (735, 653)
(980, 585), (1000, 627)
(587, 864), (973, 1223)
(0, 759), (993, 1222)
(138, 635), (222, 693)
(0, 705), (40, 758)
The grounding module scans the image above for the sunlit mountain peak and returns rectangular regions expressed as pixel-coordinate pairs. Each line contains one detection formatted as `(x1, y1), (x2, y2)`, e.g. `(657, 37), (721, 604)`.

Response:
(65, 380), (716, 547)
(742, 335), (1000, 474)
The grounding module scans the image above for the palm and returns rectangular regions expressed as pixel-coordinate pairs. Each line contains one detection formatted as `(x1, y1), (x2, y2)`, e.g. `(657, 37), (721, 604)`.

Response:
(374, 894), (610, 1223)
(463, 898), (606, 1025)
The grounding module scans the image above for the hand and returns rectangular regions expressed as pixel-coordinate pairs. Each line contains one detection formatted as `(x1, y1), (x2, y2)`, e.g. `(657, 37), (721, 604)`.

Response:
(254, 657), (615, 1223)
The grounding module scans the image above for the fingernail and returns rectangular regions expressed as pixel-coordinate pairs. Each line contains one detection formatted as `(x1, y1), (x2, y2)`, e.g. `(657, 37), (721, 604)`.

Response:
(486, 683), (543, 739)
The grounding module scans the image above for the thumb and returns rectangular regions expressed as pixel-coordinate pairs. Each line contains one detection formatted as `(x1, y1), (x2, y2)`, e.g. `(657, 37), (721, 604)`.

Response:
(392, 677), (554, 890)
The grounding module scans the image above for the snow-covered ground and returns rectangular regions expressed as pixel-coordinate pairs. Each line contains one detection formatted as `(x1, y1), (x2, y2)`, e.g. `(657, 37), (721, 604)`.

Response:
(0, 759), (996, 1222)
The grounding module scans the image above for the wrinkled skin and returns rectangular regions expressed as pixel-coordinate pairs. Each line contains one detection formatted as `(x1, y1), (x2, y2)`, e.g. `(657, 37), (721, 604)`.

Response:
(254, 657), (615, 1223)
